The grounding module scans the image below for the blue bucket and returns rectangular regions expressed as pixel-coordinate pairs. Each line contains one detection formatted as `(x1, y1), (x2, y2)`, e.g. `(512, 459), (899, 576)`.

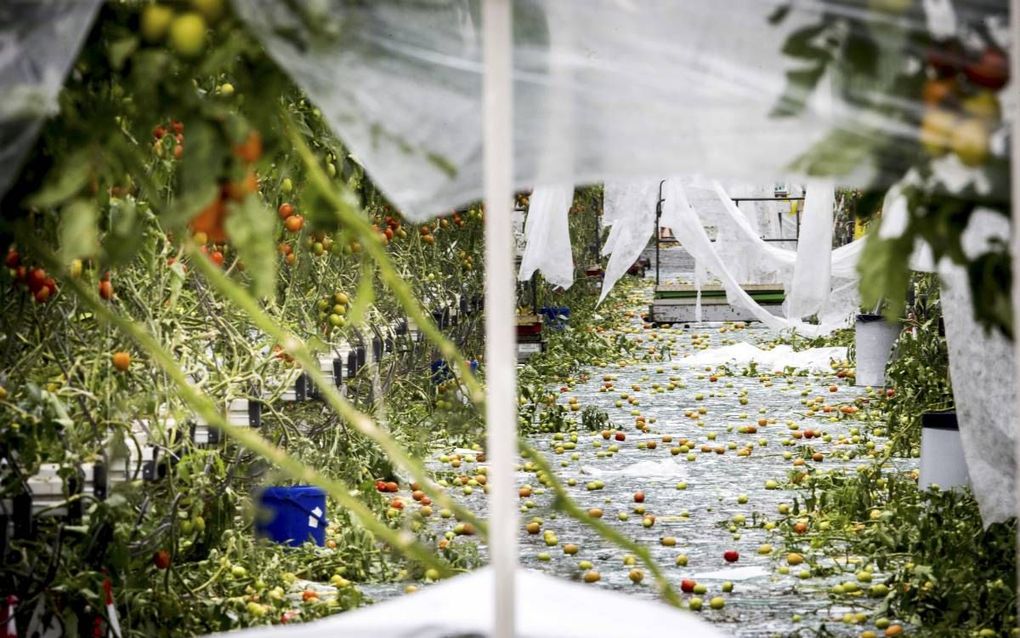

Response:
(255, 486), (327, 547)
(431, 359), (451, 384)
(540, 306), (571, 330)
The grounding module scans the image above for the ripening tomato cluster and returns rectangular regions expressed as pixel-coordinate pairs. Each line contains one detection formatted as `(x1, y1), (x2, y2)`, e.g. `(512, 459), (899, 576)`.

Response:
(277, 240), (296, 266)
(919, 43), (1010, 167)
(418, 224), (436, 245)
(456, 249), (475, 272)
(188, 131), (263, 244)
(277, 202), (305, 234)
(6, 249), (58, 303)
(271, 344), (296, 366)
(153, 119), (186, 161)
(139, 0), (226, 60)
(303, 231), (334, 258)
(198, 243), (227, 267)
(372, 215), (406, 245)
(317, 291), (350, 333)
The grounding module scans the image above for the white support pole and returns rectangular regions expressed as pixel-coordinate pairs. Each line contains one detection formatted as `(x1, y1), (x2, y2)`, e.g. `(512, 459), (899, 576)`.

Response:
(1011, 0), (1020, 617)
(483, 1), (517, 638)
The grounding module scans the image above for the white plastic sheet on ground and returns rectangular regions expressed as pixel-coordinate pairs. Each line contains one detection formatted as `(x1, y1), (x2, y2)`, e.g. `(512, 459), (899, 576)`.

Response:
(518, 184), (575, 289)
(582, 457), (689, 480)
(213, 567), (726, 638)
(939, 210), (1015, 525)
(677, 342), (847, 373)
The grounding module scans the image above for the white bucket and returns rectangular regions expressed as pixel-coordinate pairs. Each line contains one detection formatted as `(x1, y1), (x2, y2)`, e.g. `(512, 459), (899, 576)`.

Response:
(919, 411), (969, 491)
(854, 314), (900, 387)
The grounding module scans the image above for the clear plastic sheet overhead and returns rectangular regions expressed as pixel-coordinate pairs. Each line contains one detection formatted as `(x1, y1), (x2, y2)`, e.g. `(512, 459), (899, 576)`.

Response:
(232, 0), (1011, 221)
(0, 0), (103, 201)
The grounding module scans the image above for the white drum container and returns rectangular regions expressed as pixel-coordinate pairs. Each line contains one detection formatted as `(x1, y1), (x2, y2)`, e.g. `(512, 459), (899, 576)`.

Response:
(919, 411), (970, 491)
(854, 314), (900, 387)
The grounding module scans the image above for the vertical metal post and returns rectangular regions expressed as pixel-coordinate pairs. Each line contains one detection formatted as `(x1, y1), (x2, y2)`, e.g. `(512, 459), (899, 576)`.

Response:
(482, 1), (517, 637)
(1009, 0), (1020, 613)
(532, 273), (539, 315)
(795, 200), (801, 241)
(655, 179), (665, 287)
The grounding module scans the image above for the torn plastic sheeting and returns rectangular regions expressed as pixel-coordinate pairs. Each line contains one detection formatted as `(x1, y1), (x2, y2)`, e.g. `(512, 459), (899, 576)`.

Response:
(658, 178), (846, 337)
(707, 181), (797, 275)
(518, 184), (575, 289)
(708, 181), (865, 283)
(597, 180), (660, 303)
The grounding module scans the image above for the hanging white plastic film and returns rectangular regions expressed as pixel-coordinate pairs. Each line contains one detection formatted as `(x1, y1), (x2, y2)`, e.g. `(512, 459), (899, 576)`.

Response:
(787, 180), (835, 320)
(598, 180), (659, 303)
(940, 210), (1015, 525)
(518, 185), (575, 289)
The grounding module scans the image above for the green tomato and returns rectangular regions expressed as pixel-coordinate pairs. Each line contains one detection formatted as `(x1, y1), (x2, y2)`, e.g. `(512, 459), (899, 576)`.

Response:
(169, 13), (207, 58)
(141, 4), (174, 42)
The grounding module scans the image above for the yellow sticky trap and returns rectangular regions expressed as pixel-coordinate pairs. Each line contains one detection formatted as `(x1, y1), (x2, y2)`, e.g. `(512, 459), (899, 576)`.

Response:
(854, 217), (867, 239)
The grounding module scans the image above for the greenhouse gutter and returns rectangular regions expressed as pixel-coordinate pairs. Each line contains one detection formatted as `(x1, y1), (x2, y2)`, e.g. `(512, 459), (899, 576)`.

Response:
(482, 1), (517, 638)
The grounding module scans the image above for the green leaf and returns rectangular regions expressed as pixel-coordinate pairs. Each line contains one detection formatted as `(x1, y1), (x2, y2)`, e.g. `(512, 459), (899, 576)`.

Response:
(788, 127), (880, 177)
(858, 233), (912, 318)
(224, 195), (276, 299)
(105, 197), (142, 266)
(852, 189), (886, 221)
(781, 24), (830, 61)
(768, 4), (792, 24)
(844, 31), (879, 77)
(163, 182), (219, 231)
(110, 196), (139, 239)
(58, 199), (99, 265)
(769, 65), (826, 118)
(179, 120), (226, 200)
(27, 148), (92, 208)
(107, 36), (139, 71)
(346, 259), (375, 327)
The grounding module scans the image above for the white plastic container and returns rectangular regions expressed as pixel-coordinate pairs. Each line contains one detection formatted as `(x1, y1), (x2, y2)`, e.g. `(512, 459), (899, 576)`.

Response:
(854, 314), (900, 387)
(919, 411), (969, 491)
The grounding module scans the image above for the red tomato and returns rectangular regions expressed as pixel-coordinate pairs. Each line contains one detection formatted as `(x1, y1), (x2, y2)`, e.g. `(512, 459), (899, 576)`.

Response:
(27, 268), (47, 292)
